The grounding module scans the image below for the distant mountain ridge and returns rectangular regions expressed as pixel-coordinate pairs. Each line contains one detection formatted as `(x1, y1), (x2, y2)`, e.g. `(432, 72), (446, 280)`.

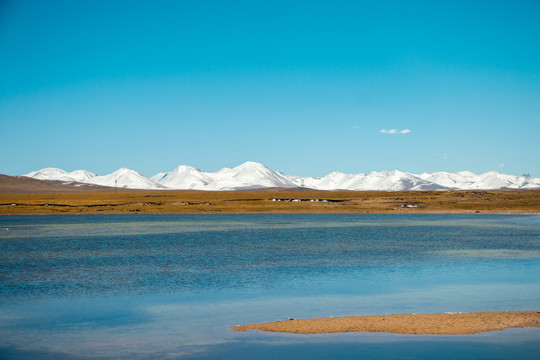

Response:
(23, 162), (540, 191)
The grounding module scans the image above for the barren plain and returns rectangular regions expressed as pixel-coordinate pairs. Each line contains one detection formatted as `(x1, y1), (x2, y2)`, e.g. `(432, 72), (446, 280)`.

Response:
(1, 188), (540, 214)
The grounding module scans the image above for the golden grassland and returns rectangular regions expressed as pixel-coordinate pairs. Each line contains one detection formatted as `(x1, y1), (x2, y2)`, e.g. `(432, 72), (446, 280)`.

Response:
(1, 189), (539, 214)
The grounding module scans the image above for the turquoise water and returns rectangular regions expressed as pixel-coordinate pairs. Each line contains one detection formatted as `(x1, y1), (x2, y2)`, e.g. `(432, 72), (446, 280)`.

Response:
(1, 214), (539, 359)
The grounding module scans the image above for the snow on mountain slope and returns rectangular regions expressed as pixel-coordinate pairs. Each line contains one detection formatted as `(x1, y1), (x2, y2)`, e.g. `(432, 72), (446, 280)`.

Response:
(514, 176), (540, 189)
(419, 171), (540, 189)
(419, 172), (467, 188)
(85, 168), (166, 189)
(25, 168), (97, 182)
(290, 175), (323, 189)
(151, 162), (298, 190)
(23, 163), (540, 191)
(25, 168), (68, 180)
(292, 170), (445, 191)
(360, 170), (444, 191)
(311, 171), (357, 190)
(68, 170), (99, 182)
(204, 161), (297, 190)
(154, 165), (212, 189)
(473, 171), (540, 189)
(150, 172), (167, 182)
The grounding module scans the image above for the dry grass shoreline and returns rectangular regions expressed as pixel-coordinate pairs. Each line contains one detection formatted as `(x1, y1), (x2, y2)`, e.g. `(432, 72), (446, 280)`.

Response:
(232, 311), (540, 335)
(1, 189), (539, 215)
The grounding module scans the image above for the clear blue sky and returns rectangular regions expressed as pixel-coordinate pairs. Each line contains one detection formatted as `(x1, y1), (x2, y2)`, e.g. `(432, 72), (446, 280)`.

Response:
(1, 0), (539, 177)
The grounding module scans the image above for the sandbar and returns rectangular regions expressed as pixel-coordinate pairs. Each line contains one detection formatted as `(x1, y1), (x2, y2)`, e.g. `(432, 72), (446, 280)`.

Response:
(232, 311), (540, 335)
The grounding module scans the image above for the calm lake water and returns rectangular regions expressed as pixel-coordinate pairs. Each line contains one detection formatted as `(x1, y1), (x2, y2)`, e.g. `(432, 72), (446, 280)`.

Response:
(1, 214), (539, 359)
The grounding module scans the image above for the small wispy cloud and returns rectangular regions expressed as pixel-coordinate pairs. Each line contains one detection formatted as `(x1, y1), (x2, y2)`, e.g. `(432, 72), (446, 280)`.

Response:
(499, 163), (505, 168)
(352, 125), (360, 129)
(436, 152), (450, 160)
(380, 128), (411, 134)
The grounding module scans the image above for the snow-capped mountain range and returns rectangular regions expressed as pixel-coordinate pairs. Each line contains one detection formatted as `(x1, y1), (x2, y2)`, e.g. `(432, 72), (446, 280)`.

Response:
(23, 162), (540, 191)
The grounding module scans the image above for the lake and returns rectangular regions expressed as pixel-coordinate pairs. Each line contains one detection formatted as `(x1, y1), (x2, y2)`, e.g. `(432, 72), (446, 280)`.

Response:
(1, 214), (539, 359)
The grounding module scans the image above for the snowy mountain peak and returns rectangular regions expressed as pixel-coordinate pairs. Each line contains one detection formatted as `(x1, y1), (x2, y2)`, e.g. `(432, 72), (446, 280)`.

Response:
(204, 161), (296, 190)
(236, 161), (267, 168)
(226, 161), (270, 175)
(23, 163), (540, 191)
(456, 171), (476, 177)
(114, 168), (134, 174)
(231, 162), (271, 175)
(25, 168), (67, 180)
(173, 165), (199, 172)
(155, 165), (211, 189)
(24, 168), (97, 183)
(84, 168), (165, 189)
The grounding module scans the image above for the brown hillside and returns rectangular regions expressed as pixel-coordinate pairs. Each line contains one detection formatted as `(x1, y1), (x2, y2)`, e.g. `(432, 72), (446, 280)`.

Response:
(0, 174), (129, 194)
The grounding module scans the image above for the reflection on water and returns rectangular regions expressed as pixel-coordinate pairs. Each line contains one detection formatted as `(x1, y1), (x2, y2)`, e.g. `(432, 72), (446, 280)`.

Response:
(0, 214), (539, 359)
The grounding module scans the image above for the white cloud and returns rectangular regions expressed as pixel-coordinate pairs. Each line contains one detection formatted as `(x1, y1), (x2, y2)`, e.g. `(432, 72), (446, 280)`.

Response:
(352, 125), (360, 129)
(380, 128), (410, 135)
(436, 152), (450, 160)
(499, 163), (505, 167)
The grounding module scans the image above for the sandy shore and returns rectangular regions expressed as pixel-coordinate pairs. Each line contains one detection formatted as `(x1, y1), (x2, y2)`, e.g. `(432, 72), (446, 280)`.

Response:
(232, 311), (540, 335)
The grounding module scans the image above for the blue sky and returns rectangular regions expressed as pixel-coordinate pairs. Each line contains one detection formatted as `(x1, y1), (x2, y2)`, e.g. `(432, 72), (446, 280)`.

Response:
(1, 0), (539, 177)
